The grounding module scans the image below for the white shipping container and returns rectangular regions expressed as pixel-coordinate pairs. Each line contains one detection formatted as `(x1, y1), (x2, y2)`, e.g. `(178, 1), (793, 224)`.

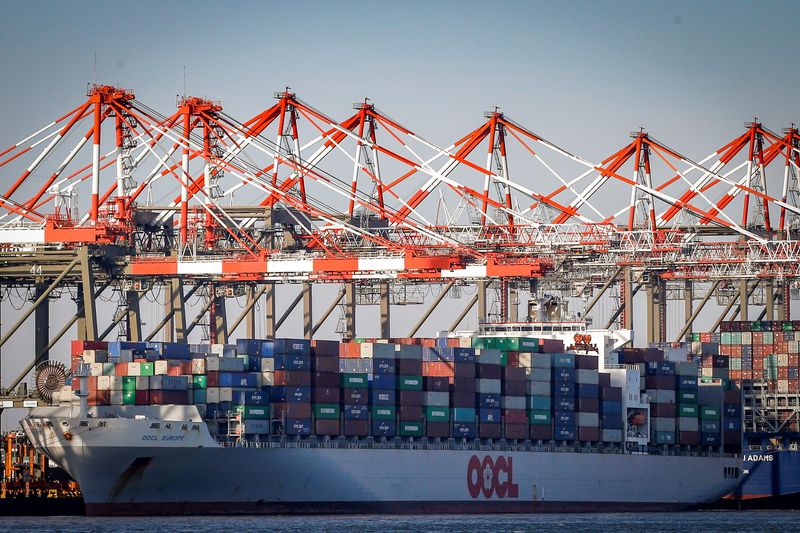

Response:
(526, 368), (550, 382)
(260, 358), (275, 372)
(96, 376), (112, 391)
(577, 412), (599, 427)
(527, 381), (551, 396)
(109, 377), (123, 391)
(127, 363), (141, 377)
(476, 378), (501, 394)
(261, 371), (275, 386)
(154, 361), (169, 375)
(422, 391), (449, 407)
(516, 353), (532, 368)
(677, 417), (699, 431)
(110, 390), (123, 405)
(575, 369), (599, 385)
(503, 396), (526, 410)
(218, 387), (233, 402)
(150, 376), (164, 389)
(206, 387), (220, 403)
(135, 376), (150, 391)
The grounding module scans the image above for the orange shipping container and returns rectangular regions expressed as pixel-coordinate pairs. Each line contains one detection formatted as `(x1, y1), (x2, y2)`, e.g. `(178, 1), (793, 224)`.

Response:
(422, 362), (454, 378)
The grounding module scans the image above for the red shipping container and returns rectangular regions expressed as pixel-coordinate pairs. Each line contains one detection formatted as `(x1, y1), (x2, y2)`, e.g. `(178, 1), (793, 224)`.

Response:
(86, 376), (98, 391)
(312, 387), (340, 403)
(502, 380), (526, 396)
(314, 420), (340, 436)
(114, 363), (129, 376)
(503, 409), (526, 424)
(87, 390), (110, 406)
(451, 378), (476, 393)
(181, 361), (193, 375)
(578, 427), (599, 442)
(72, 340), (108, 355)
(479, 423), (502, 439)
(342, 419), (369, 436)
(312, 356), (339, 374)
(311, 339), (340, 357)
(503, 366), (526, 382)
(424, 376), (449, 392)
(135, 390), (150, 405)
(446, 338), (460, 348)
(530, 424), (552, 440)
(505, 352), (520, 367)
(426, 421), (450, 438)
(420, 339), (436, 348)
(338, 342), (360, 358)
(206, 371), (219, 387)
(273, 402), (312, 418)
(398, 359), (422, 375)
(678, 431), (699, 445)
(779, 367), (790, 379)
(423, 362), (454, 377)
(451, 391), (474, 407)
(791, 355), (800, 367)
(504, 423), (528, 440)
(454, 363), (476, 379)
(167, 364), (183, 377)
(790, 380), (800, 393)
(274, 370), (312, 387)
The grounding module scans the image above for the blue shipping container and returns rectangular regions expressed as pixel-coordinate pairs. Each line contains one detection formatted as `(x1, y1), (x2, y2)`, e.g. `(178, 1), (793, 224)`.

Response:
(371, 419), (396, 437)
(554, 382), (576, 398)
(344, 404), (369, 420)
(270, 386), (311, 403)
(452, 407), (476, 423)
(454, 347), (476, 362)
(219, 372), (258, 388)
(286, 418), (312, 436)
(552, 368), (575, 382)
(723, 418), (741, 431)
(553, 411), (576, 425)
(371, 374), (396, 389)
(233, 390), (269, 406)
(247, 356), (262, 372)
(528, 396), (551, 410)
(700, 432), (721, 446)
(273, 353), (311, 371)
(274, 338), (311, 356)
(724, 403), (741, 417)
(370, 389), (396, 405)
(552, 353), (575, 368)
(373, 358), (396, 374)
(601, 400), (622, 415)
(577, 383), (600, 399)
(602, 416), (623, 430)
(677, 376), (698, 389)
(453, 422), (477, 439)
(554, 397), (575, 411)
(477, 393), (501, 408)
(237, 339), (264, 356)
(479, 408), (501, 423)
(555, 428), (575, 440)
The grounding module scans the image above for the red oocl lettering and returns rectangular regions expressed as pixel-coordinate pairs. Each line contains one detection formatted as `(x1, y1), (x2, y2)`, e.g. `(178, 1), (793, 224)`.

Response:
(466, 455), (519, 499)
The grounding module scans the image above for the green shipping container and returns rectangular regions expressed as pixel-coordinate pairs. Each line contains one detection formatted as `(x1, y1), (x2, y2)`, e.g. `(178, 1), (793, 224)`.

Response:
(314, 403), (340, 420)
(192, 389), (206, 404)
(425, 407), (449, 422)
(193, 375), (207, 389)
(372, 406), (396, 420)
(529, 410), (552, 425)
(140, 362), (155, 376)
(122, 390), (136, 405)
(399, 421), (424, 437)
(473, 337), (540, 352)
(122, 376), (136, 392)
(700, 406), (721, 420)
(234, 405), (270, 419)
(398, 376), (423, 391)
(677, 391), (697, 404)
(678, 404), (698, 417)
(341, 373), (369, 389)
(654, 431), (676, 445)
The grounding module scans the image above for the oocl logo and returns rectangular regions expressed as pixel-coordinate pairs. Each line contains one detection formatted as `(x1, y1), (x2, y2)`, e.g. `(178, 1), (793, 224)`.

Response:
(466, 455), (519, 499)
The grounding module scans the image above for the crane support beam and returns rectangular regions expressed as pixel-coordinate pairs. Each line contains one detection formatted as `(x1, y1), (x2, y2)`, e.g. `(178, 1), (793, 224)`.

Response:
(407, 281), (456, 338)
(674, 280), (721, 343)
(312, 287), (346, 337)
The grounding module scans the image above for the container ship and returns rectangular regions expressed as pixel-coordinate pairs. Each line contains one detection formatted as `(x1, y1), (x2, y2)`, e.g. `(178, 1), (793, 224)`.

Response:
(680, 320), (800, 507)
(22, 301), (742, 515)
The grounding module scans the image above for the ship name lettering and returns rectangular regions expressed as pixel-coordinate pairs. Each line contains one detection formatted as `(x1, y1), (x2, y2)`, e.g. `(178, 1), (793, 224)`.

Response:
(745, 454), (773, 461)
(142, 435), (157, 441)
(162, 435), (184, 441)
(467, 455), (519, 499)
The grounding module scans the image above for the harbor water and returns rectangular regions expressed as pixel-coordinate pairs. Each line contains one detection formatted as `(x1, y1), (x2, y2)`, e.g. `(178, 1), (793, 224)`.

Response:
(0, 512), (792, 532)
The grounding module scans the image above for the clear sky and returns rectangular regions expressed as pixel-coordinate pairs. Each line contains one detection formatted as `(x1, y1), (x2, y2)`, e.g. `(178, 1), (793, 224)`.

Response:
(0, 0), (798, 427)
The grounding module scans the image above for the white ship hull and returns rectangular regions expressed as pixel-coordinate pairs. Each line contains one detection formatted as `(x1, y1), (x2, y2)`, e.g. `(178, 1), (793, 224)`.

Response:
(23, 406), (741, 515)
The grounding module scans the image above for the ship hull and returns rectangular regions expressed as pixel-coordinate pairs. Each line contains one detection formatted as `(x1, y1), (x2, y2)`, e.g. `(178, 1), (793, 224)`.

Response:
(23, 407), (742, 516)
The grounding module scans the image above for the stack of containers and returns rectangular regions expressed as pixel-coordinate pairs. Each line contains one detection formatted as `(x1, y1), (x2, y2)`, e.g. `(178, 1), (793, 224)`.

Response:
(422, 346), (452, 438)
(600, 380), (623, 442)
(452, 347), (477, 439)
(646, 360), (677, 446)
(396, 344), (424, 438)
(312, 339), (343, 434)
(476, 348), (503, 439)
(268, 339), (313, 436)
(552, 353), (576, 441)
(675, 364), (699, 445)
(339, 342), (369, 436)
(575, 354), (600, 442)
(502, 364), (527, 439)
(525, 352), (553, 441)
(364, 342), (397, 438)
(698, 379), (723, 447)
